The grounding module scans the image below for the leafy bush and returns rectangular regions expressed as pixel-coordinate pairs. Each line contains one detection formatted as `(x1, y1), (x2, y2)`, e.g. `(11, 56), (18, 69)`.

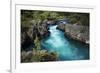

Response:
(34, 36), (41, 50)
(21, 50), (58, 62)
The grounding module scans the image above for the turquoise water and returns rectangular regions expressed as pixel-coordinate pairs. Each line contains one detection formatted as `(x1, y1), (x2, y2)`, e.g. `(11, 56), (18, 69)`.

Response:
(41, 25), (89, 61)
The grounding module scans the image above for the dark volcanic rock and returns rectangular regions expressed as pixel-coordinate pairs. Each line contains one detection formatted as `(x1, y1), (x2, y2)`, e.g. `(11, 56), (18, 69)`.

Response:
(21, 20), (50, 50)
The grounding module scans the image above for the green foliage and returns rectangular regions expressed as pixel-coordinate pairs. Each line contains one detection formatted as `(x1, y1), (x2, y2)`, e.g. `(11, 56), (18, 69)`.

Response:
(67, 13), (89, 26)
(21, 10), (89, 27)
(40, 52), (58, 62)
(21, 50), (59, 62)
(39, 11), (50, 20)
(49, 12), (59, 19)
(79, 13), (89, 26)
(34, 36), (41, 50)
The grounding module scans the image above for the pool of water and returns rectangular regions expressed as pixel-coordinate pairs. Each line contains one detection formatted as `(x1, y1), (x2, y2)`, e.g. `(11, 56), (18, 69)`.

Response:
(41, 25), (89, 61)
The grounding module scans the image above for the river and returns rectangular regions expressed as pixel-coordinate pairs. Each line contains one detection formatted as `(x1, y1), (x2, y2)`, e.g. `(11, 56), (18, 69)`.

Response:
(41, 25), (89, 61)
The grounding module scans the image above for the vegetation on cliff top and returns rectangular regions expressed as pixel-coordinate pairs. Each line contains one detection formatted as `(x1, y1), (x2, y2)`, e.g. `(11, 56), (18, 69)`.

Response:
(21, 10), (89, 62)
(21, 10), (89, 27)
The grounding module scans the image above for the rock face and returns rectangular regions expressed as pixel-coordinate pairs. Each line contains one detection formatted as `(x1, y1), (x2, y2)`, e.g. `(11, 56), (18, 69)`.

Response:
(21, 20), (50, 50)
(21, 26), (33, 51)
(56, 23), (65, 31)
(57, 24), (89, 44)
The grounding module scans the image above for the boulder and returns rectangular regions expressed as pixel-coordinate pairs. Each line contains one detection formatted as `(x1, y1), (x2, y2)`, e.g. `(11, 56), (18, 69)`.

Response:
(57, 24), (89, 44)
(56, 24), (65, 31)
(64, 24), (89, 44)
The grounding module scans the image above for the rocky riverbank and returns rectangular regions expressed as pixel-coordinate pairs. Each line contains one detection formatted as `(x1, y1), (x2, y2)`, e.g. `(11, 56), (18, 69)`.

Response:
(21, 20), (50, 51)
(57, 24), (89, 44)
(21, 19), (61, 62)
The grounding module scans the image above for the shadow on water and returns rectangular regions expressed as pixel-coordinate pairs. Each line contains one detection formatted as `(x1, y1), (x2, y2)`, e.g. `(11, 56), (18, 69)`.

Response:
(65, 37), (90, 60)
(41, 25), (89, 61)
